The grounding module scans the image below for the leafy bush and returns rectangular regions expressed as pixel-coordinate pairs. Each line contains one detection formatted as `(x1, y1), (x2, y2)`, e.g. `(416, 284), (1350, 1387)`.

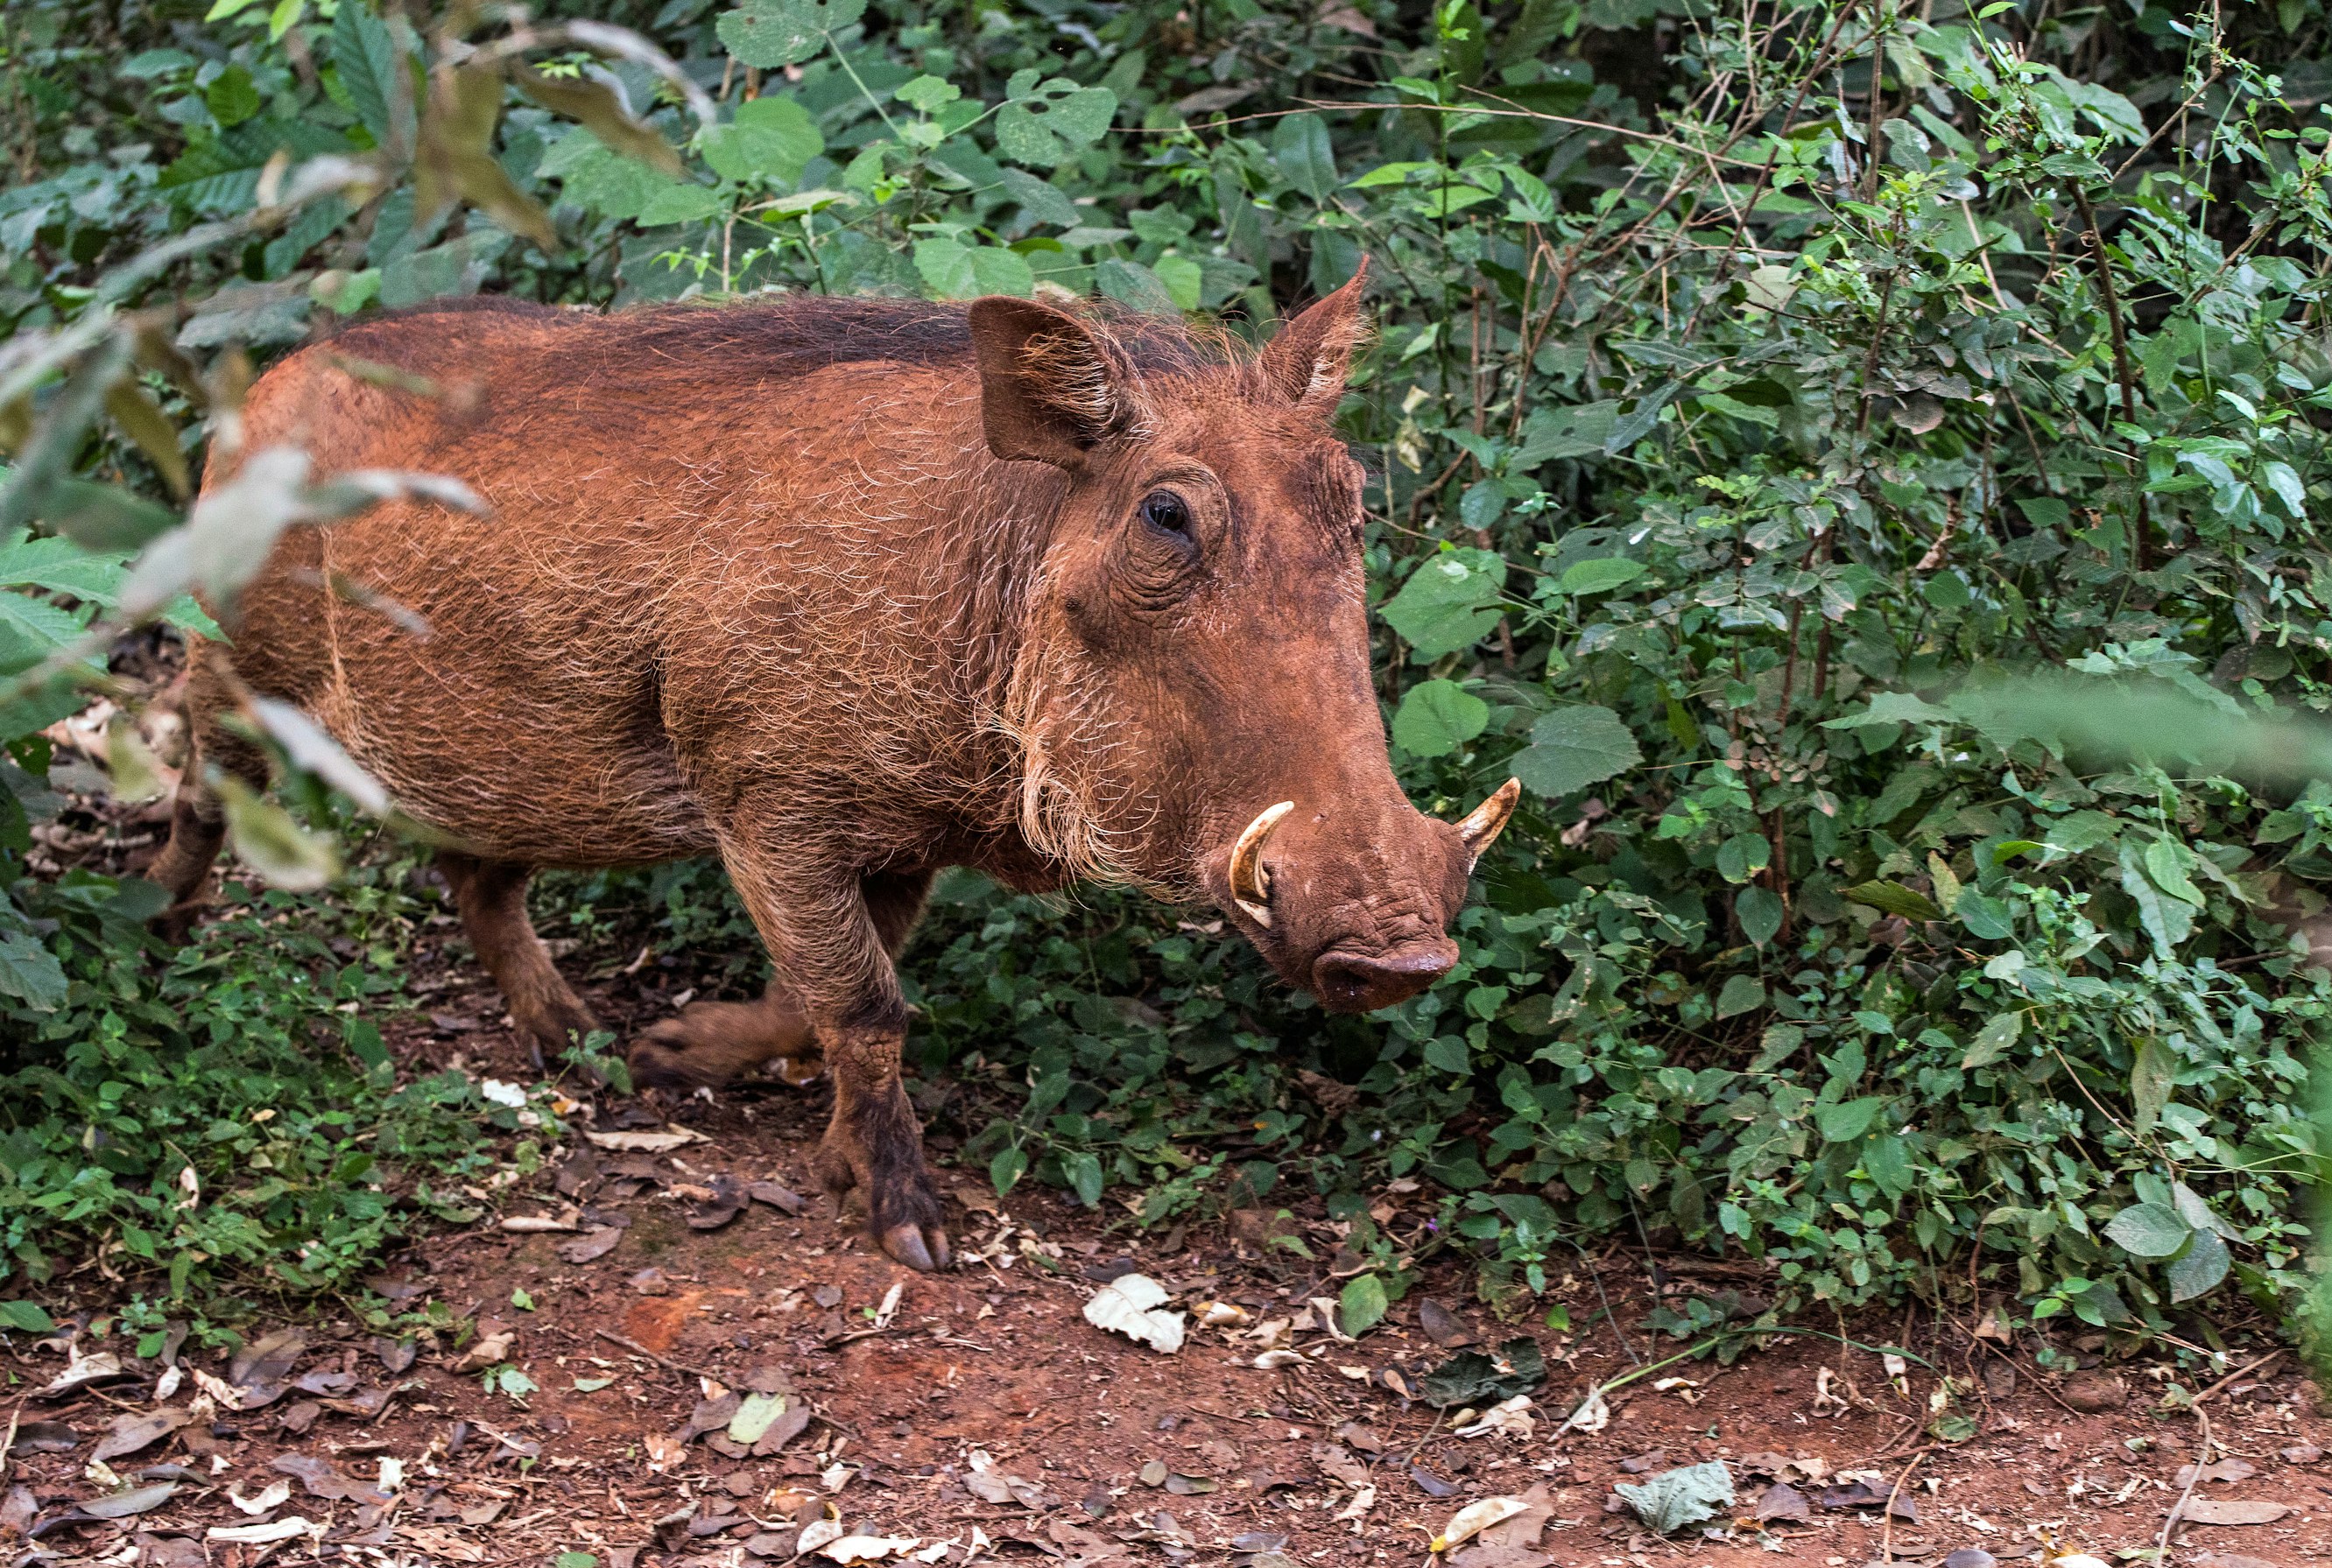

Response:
(4, 0), (2329, 1338)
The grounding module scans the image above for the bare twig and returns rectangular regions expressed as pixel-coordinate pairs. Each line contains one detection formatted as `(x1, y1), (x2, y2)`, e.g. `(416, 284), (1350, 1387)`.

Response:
(592, 1328), (725, 1385)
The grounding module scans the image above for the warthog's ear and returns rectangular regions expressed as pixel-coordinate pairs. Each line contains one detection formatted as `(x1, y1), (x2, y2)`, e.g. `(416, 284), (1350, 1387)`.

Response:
(968, 298), (1128, 468)
(1257, 257), (1371, 411)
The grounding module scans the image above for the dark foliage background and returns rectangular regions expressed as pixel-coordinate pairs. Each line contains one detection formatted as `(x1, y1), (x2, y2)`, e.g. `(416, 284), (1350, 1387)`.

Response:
(2, 0), (2329, 1357)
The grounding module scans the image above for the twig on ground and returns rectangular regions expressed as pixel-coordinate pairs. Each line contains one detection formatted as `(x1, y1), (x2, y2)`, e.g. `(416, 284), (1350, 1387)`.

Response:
(1878, 1442), (1934, 1564)
(2192, 1347), (2284, 1405)
(2156, 1405), (2214, 1565)
(591, 1328), (725, 1385)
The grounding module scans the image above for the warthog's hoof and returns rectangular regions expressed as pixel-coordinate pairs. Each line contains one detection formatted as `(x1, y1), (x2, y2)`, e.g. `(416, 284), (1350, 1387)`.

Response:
(818, 1122), (952, 1272)
(627, 1001), (821, 1090)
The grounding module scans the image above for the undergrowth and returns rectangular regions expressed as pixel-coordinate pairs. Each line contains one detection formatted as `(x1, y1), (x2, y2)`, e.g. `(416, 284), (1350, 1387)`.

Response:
(0, 0), (2328, 1359)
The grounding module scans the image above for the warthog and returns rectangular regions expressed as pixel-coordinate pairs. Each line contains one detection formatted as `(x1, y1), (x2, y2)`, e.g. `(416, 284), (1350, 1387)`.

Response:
(150, 264), (1518, 1269)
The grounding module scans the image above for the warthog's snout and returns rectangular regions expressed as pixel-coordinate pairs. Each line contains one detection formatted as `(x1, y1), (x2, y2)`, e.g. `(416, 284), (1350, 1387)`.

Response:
(1312, 939), (1460, 1012)
(1212, 777), (1522, 1013)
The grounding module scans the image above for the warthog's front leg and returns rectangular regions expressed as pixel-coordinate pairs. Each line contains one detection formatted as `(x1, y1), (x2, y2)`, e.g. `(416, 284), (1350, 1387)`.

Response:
(707, 840), (951, 1270)
(815, 1023), (951, 1271)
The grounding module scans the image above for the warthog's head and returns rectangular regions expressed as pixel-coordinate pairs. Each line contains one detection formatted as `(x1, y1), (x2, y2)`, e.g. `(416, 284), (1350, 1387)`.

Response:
(973, 264), (1516, 1014)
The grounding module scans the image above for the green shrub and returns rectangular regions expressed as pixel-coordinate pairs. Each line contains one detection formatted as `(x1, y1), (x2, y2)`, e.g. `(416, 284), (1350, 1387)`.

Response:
(2, 0), (2328, 1336)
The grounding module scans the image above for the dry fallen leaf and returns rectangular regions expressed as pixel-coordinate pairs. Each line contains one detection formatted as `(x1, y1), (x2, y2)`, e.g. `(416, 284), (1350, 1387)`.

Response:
(228, 1480), (292, 1516)
(819, 1535), (919, 1563)
(1430, 1496), (1528, 1553)
(583, 1129), (704, 1152)
(1082, 1274), (1185, 1354)
(1331, 1484), (1376, 1522)
(2177, 1499), (2289, 1527)
(207, 1517), (314, 1544)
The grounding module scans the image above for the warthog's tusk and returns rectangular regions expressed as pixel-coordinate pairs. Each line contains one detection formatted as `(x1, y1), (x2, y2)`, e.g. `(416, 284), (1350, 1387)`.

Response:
(1455, 778), (1522, 869)
(1229, 801), (1295, 927)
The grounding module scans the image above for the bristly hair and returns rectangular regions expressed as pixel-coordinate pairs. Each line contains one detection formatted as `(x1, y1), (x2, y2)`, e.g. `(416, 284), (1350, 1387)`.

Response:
(342, 292), (1266, 398)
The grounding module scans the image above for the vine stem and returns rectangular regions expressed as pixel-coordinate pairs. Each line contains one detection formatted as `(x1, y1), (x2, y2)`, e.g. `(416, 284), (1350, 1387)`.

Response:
(2074, 185), (2147, 570)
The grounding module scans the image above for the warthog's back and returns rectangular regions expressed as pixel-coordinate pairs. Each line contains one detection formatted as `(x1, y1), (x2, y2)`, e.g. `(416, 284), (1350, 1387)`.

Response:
(222, 296), (1044, 867)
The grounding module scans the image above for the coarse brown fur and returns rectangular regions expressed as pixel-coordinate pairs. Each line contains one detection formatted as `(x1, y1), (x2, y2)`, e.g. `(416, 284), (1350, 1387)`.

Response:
(153, 266), (1490, 1269)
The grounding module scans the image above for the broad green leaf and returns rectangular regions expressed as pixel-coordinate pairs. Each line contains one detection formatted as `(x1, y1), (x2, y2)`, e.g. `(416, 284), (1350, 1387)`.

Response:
(2103, 1202), (2189, 1259)
(1736, 886), (1783, 948)
(1390, 679), (1488, 758)
(1060, 1150), (1103, 1206)
(1271, 111), (1339, 200)
(1556, 557), (1645, 596)
(728, 1391), (788, 1445)
(2119, 842), (2195, 955)
(1714, 974), (1765, 1019)
(2130, 1037), (2174, 1133)
(218, 778), (340, 892)
(1955, 891), (2013, 940)
(2165, 1227), (2230, 1302)
(698, 95), (822, 184)
(1842, 881), (1945, 922)
(1338, 1273), (1388, 1338)
(715, 0), (865, 67)
(914, 238), (1032, 299)
(1379, 548), (1506, 659)
(895, 74), (962, 115)
(331, 0), (402, 145)
(1511, 705), (1641, 798)
(990, 1144), (1027, 1197)
(1094, 258), (1178, 315)
(0, 1299), (56, 1333)
(996, 85), (1117, 166)
(1615, 1460), (1734, 1536)
(1815, 1096), (1884, 1143)
(1961, 1010), (2021, 1069)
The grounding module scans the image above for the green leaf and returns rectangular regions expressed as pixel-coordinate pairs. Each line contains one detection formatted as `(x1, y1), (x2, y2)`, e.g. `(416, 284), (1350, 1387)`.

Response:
(1422, 1035), (1470, 1073)
(1842, 881), (1945, 922)
(996, 84), (1117, 166)
(206, 67), (264, 128)
(1079, 259), (1169, 315)
(1822, 691), (1957, 729)
(990, 1144), (1028, 1197)
(894, 74), (962, 115)
(1512, 705), (1641, 798)
(0, 932), (68, 1013)
(2103, 1201), (2189, 1260)
(1338, 1274), (1387, 1338)
(1955, 891), (2014, 940)
(698, 95), (822, 185)
(728, 1391), (788, 1445)
(1061, 1150), (1103, 1206)
(715, 0), (865, 67)
(1815, 1097), (1884, 1143)
(0, 1299), (56, 1333)
(1378, 548), (1506, 659)
(914, 238), (1032, 299)
(2119, 842), (2195, 955)
(2165, 1227), (2230, 1302)
(218, 778), (340, 892)
(1556, 557), (1646, 596)
(1736, 886), (1783, 948)
(1961, 1010), (2021, 1069)
(1714, 974), (1765, 1019)
(2130, 1037), (2174, 1133)
(331, 0), (402, 145)
(1390, 679), (1489, 758)
(1615, 1460), (1734, 1535)
(1270, 111), (1339, 200)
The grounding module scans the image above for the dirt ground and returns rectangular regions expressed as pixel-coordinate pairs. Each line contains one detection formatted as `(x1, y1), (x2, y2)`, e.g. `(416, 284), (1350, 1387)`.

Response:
(4, 875), (2330, 1568)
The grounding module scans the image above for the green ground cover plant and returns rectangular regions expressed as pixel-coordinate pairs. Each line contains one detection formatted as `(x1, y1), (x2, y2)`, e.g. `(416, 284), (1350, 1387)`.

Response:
(1, 0), (2328, 1353)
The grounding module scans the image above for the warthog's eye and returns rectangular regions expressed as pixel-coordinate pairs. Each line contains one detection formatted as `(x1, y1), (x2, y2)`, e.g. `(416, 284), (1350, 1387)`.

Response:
(1138, 489), (1194, 543)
